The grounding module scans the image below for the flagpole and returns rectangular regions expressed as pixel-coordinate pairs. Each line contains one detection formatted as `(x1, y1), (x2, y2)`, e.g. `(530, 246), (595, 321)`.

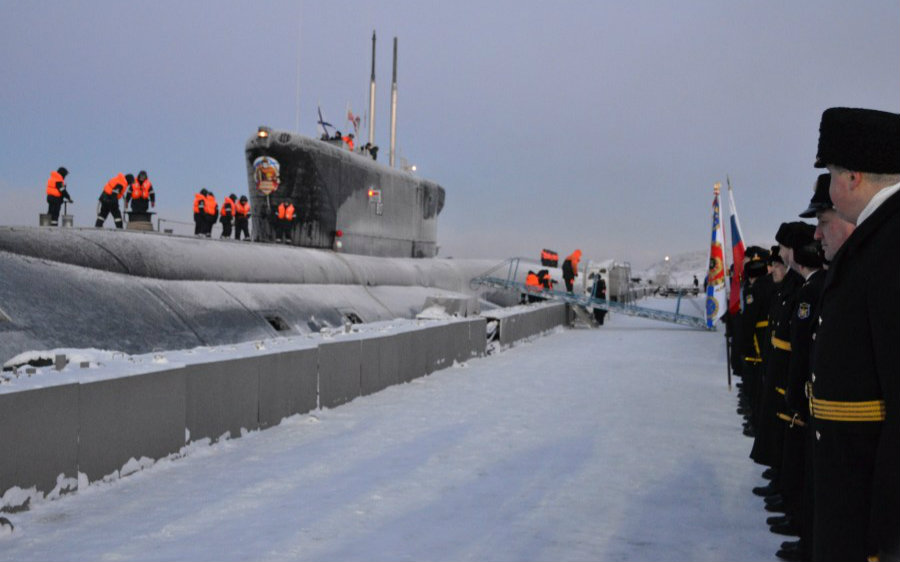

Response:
(723, 175), (733, 389)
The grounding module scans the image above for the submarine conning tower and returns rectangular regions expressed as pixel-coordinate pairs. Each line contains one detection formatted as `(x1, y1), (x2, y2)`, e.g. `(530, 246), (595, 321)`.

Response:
(245, 128), (445, 258)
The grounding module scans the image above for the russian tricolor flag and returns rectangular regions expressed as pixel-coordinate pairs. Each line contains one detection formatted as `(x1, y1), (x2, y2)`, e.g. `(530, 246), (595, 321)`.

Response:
(727, 182), (745, 315)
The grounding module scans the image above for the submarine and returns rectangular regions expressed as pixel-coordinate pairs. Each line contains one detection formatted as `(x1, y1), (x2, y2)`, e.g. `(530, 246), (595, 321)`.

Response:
(0, 34), (541, 369)
(0, 123), (533, 368)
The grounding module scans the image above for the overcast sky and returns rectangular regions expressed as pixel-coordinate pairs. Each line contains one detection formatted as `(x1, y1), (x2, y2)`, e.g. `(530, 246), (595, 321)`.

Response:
(1, 1), (897, 268)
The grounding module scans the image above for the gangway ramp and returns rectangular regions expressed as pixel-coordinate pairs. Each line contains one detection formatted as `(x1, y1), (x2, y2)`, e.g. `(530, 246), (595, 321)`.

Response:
(470, 258), (711, 331)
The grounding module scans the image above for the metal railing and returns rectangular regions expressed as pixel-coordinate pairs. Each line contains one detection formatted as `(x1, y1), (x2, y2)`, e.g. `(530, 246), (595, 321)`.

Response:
(470, 258), (711, 330)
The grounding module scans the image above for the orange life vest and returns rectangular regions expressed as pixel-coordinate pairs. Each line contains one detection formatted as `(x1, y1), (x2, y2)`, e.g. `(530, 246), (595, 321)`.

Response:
(564, 250), (582, 276)
(235, 200), (250, 218)
(193, 192), (205, 214)
(342, 135), (354, 151)
(203, 193), (217, 216)
(103, 174), (128, 199)
(46, 170), (65, 198)
(277, 202), (296, 220)
(220, 196), (235, 217)
(525, 272), (541, 289)
(130, 179), (153, 200)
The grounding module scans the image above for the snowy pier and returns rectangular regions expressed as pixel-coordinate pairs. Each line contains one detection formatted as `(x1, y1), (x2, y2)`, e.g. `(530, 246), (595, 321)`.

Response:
(0, 300), (786, 561)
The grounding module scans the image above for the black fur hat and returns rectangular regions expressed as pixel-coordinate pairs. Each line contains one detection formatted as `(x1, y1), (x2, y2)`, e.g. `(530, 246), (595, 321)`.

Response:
(815, 107), (900, 173)
(744, 245), (769, 261)
(57, 166), (68, 177)
(775, 221), (814, 249)
(799, 174), (833, 218)
(744, 258), (768, 279)
(793, 240), (825, 269)
(768, 245), (783, 265)
(125, 173), (134, 183)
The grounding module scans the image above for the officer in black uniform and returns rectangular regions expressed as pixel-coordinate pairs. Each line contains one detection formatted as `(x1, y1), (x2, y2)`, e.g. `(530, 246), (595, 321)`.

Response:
(738, 247), (773, 438)
(809, 107), (900, 562)
(750, 226), (804, 496)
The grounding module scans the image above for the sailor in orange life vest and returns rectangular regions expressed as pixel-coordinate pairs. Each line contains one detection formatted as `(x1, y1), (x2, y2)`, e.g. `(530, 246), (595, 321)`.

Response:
(46, 166), (73, 226)
(126, 170), (155, 214)
(275, 201), (297, 243)
(202, 190), (218, 237)
(219, 194), (236, 239)
(234, 195), (251, 241)
(192, 189), (208, 236)
(562, 249), (582, 293)
(523, 270), (544, 303)
(95, 173), (133, 228)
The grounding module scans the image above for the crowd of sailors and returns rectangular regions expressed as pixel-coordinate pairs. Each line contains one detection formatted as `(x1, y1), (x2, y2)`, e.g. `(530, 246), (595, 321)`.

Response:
(725, 107), (898, 562)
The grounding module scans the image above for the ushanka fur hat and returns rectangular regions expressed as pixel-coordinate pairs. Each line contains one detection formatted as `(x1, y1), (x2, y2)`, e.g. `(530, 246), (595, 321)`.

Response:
(775, 221), (815, 249)
(815, 107), (900, 173)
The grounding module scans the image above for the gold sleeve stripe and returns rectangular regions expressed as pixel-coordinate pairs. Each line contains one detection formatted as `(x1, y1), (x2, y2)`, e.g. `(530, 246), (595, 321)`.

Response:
(771, 336), (792, 351)
(810, 397), (886, 422)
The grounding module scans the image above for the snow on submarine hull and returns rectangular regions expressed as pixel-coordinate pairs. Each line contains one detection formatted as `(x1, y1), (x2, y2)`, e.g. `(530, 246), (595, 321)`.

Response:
(0, 226), (515, 368)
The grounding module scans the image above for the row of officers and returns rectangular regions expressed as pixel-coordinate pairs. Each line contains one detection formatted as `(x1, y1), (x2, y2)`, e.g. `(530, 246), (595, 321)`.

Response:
(726, 107), (898, 562)
(45, 169), (291, 242)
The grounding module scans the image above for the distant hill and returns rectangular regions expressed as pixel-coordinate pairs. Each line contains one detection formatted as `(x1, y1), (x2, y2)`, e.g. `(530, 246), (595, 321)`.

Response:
(635, 250), (707, 288)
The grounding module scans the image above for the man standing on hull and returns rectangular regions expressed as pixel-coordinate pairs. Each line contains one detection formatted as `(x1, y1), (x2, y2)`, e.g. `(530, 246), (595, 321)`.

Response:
(45, 167), (73, 226)
(809, 107), (900, 562)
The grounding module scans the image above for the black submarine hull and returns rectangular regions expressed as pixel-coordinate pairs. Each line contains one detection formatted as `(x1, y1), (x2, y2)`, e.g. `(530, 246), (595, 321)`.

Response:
(0, 227), (513, 367)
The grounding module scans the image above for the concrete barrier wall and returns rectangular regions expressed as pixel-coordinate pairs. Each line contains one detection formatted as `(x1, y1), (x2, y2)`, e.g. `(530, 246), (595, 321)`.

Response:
(186, 357), (261, 443)
(319, 339), (362, 409)
(258, 349), (318, 427)
(488, 302), (568, 347)
(0, 312), (554, 511)
(0, 384), (79, 503)
(78, 369), (186, 482)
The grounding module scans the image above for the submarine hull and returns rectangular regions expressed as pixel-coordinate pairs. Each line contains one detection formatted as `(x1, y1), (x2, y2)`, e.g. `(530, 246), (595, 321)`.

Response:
(0, 227), (513, 367)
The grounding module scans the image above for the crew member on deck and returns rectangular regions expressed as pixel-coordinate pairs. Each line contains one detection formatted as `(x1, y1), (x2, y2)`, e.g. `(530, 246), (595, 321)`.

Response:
(45, 167), (73, 226)
(202, 190), (218, 237)
(126, 170), (155, 214)
(193, 189), (207, 236)
(275, 201), (296, 243)
(220, 193), (236, 239)
(96, 173), (132, 228)
(234, 195), (251, 241)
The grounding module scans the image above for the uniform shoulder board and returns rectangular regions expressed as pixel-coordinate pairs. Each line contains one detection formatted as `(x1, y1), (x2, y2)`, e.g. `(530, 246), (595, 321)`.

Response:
(797, 302), (811, 320)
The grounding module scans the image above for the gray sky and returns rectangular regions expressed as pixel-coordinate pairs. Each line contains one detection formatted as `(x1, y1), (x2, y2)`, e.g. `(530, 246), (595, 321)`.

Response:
(1, 1), (897, 268)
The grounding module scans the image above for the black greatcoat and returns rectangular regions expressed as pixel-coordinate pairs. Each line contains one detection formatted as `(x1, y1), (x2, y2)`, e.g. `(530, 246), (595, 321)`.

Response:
(810, 188), (900, 562)
(750, 270), (799, 468)
(781, 268), (826, 546)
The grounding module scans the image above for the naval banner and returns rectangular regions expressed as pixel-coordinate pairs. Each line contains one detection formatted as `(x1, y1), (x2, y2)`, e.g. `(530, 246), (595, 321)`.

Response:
(706, 183), (727, 329)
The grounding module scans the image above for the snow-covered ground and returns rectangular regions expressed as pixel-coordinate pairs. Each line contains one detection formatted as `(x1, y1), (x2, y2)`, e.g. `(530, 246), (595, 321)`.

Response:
(0, 297), (780, 561)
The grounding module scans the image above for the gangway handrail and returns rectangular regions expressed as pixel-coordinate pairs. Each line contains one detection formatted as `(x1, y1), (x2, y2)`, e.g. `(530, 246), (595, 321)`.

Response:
(471, 258), (711, 331)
